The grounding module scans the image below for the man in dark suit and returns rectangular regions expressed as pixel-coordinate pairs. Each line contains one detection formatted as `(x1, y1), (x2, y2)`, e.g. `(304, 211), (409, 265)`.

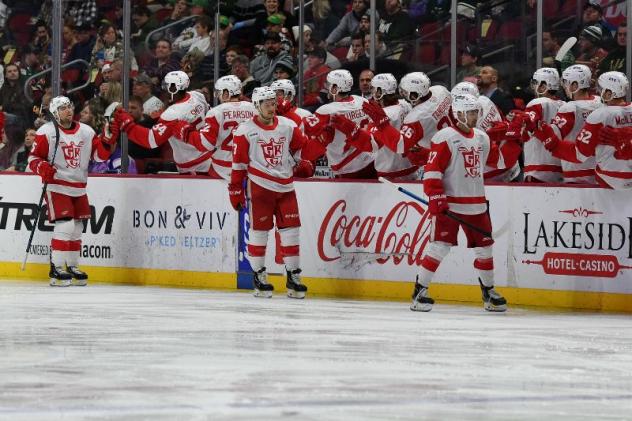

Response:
(478, 66), (515, 116)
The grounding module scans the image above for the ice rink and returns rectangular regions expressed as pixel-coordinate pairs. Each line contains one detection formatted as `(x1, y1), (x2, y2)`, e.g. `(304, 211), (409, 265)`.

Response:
(1, 281), (631, 420)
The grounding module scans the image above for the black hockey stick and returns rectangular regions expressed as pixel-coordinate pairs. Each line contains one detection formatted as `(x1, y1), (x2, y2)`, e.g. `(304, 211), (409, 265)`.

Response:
(378, 177), (493, 238)
(21, 111), (61, 271)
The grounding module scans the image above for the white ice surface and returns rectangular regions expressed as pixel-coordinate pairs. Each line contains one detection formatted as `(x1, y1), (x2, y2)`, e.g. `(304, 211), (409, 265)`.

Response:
(1, 281), (631, 420)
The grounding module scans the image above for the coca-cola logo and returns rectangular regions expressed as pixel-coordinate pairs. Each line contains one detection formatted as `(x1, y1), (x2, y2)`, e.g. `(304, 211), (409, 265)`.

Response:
(317, 199), (431, 266)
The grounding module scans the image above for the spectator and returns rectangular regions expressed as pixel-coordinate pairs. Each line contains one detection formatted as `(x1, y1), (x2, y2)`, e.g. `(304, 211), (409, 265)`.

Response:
(456, 45), (482, 82)
(378, 0), (416, 48)
(599, 23), (627, 75)
(62, 23), (76, 63)
(574, 25), (608, 75)
(67, 23), (96, 66)
(132, 73), (164, 119)
(325, 0), (369, 48)
(355, 68), (374, 99)
(143, 39), (182, 87)
(90, 23), (124, 72)
(19, 45), (44, 80)
(478, 66), (514, 116)
(309, 0), (339, 42)
(542, 29), (574, 71)
(225, 46), (241, 68)
(232, 54), (260, 98)
(0, 125), (23, 171)
(250, 32), (294, 85)
(30, 21), (51, 65)
(273, 62), (295, 80)
(580, 1), (614, 48)
(7, 128), (36, 172)
(99, 80), (122, 105)
(131, 5), (158, 57)
(254, 0), (295, 40)
(357, 13), (371, 34)
(161, 0), (191, 41)
(303, 47), (330, 106)
(346, 31), (366, 62)
(0, 64), (32, 127)
(181, 49), (206, 87)
(173, 15), (213, 56)
(363, 32), (387, 59)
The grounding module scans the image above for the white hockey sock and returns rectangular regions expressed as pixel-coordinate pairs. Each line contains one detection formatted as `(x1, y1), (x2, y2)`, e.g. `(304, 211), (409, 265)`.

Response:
(279, 227), (300, 271)
(50, 219), (76, 267)
(66, 219), (84, 266)
(474, 246), (494, 287)
(417, 241), (451, 287)
(247, 229), (269, 271)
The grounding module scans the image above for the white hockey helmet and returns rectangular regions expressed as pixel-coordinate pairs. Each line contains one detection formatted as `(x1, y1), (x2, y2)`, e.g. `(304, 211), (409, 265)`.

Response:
(399, 72), (431, 104)
(270, 79), (296, 101)
(370, 73), (398, 100)
(531, 67), (560, 95)
(49, 96), (74, 122)
(597, 71), (629, 101)
(452, 94), (482, 125)
(163, 70), (190, 96)
(451, 81), (480, 99)
(326, 69), (353, 96)
(252, 86), (277, 110)
(214, 75), (242, 98)
(561, 64), (592, 95)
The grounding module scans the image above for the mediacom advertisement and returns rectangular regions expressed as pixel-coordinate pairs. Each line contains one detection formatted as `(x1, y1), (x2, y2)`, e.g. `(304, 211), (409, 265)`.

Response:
(0, 175), (237, 273)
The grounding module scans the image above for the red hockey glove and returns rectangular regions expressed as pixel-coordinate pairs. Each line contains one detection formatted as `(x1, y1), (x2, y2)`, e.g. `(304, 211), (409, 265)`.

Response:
(505, 118), (529, 143)
(293, 159), (315, 178)
(406, 146), (430, 166)
(114, 108), (135, 132)
(228, 182), (245, 211)
(101, 120), (119, 146)
(38, 161), (57, 183)
(428, 194), (449, 216)
(331, 114), (359, 139)
(533, 122), (560, 151)
(276, 97), (295, 116)
(486, 121), (508, 143)
(362, 100), (389, 128)
(615, 138), (632, 160)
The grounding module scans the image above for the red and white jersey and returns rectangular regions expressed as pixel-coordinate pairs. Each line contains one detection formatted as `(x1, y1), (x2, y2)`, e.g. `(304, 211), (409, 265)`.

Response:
(127, 91), (210, 174)
(232, 116), (319, 193)
(564, 104), (632, 190)
(28, 122), (109, 196)
(424, 126), (493, 215)
(393, 85), (452, 154)
(523, 96), (565, 182)
(295, 107), (313, 120)
(550, 96), (603, 184)
(313, 95), (374, 176)
(374, 99), (417, 178)
(196, 101), (257, 180)
(477, 96), (503, 131)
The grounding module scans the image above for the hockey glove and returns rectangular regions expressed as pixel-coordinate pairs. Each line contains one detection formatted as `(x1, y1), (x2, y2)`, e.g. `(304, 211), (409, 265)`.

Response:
(293, 159), (315, 178)
(114, 108), (135, 132)
(406, 146), (430, 166)
(486, 121), (509, 143)
(100, 120), (119, 146)
(505, 117), (529, 143)
(37, 161), (57, 183)
(228, 182), (245, 211)
(331, 114), (359, 138)
(362, 100), (390, 128)
(173, 120), (194, 143)
(428, 194), (449, 216)
(533, 122), (560, 151)
(276, 98), (295, 116)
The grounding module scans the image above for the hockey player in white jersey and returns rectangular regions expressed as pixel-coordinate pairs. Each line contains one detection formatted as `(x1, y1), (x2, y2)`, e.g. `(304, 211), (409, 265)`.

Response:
(112, 71), (211, 175)
(411, 94), (507, 312)
(548, 64), (603, 184)
(534, 71), (632, 190)
(303, 69), (376, 178)
(452, 81), (521, 182)
(271, 79), (313, 121)
(522, 68), (565, 182)
(28, 96), (116, 286)
(229, 87), (326, 298)
(362, 72), (452, 168)
(175, 75), (256, 180)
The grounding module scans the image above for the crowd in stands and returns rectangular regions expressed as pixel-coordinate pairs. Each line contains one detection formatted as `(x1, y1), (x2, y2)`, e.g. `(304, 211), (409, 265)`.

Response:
(0, 0), (628, 178)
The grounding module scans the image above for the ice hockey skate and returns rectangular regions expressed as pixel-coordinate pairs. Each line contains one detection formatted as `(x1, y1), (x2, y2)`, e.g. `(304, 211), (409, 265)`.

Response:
(410, 276), (434, 312)
(286, 268), (307, 299)
(49, 263), (72, 287)
(253, 267), (273, 298)
(67, 266), (88, 286)
(479, 278), (507, 312)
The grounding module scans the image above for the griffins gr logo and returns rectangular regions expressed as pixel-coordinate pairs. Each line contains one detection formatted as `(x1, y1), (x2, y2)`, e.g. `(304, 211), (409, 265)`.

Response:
(259, 137), (285, 168)
(458, 145), (481, 178)
(522, 208), (632, 278)
(61, 140), (84, 169)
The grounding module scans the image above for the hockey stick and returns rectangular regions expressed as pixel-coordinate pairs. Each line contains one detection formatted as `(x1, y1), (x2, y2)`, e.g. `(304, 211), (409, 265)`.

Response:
(378, 177), (493, 238)
(21, 111), (61, 271)
(554, 36), (577, 75)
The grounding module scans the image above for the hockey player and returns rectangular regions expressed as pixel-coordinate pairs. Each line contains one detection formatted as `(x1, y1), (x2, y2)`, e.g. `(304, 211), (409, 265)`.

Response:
(362, 72), (452, 169)
(534, 71), (632, 189)
(522, 68), (565, 183)
(112, 71), (211, 175)
(270, 79), (313, 121)
(175, 75), (257, 180)
(452, 81), (522, 182)
(548, 64), (602, 184)
(28, 96), (116, 286)
(229, 87), (326, 298)
(411, 94), (507, 312)
(302, 69), (376, 178)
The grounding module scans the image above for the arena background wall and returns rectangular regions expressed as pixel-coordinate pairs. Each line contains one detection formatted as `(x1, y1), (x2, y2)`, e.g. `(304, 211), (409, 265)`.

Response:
(1, 174), (630, 312)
